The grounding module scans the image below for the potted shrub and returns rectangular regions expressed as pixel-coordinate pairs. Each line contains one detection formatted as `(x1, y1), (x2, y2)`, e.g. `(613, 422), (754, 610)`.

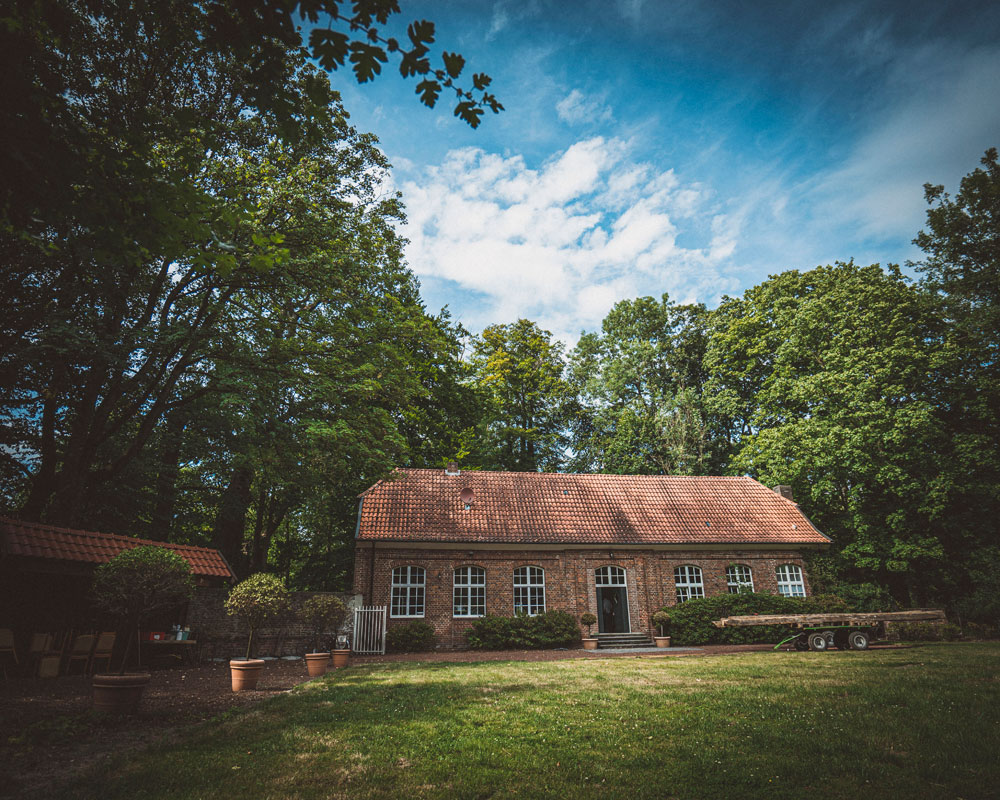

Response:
(90, 546), (195, 713)
(300, 595), (347, 677)
(580, 612), (599, 650)
(652, 610), (671, 647)
(225, 573), (289, 691)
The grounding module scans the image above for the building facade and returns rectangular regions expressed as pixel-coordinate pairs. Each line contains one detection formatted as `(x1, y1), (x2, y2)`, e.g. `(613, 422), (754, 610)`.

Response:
(353, 468), (830, 649)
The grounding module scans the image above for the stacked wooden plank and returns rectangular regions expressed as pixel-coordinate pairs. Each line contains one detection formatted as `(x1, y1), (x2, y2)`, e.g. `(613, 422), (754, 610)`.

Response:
(712, 609), (946, 628)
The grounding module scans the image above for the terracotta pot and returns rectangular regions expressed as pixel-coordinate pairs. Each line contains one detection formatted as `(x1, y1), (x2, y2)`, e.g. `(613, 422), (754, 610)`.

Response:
(331, 649), (350, 668)
(230, 659), (266, 691)
(92, 673), (151, 713)
(654, 636), (671, 648)
(305, 652), (331, 677)
(582, 638), (599, 650)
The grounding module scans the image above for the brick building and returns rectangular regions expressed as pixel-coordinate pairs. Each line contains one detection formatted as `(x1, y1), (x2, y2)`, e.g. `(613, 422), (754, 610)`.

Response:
(353, 468), (831, 649)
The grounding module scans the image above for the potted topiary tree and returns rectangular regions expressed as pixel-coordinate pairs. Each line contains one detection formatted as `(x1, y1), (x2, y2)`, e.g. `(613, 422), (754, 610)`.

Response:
(652, 610), (671, 647)
(91, 546), (196, 713)
(580, 612), (599, 650)
(225, 573), (289, 691)
(300, 595), (348, 677)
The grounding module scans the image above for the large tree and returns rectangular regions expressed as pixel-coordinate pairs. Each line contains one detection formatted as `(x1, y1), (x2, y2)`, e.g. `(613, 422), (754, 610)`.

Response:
(567, 295), (721, 475)
(469, 320), (569, 472)
(704, 262), (949, 602)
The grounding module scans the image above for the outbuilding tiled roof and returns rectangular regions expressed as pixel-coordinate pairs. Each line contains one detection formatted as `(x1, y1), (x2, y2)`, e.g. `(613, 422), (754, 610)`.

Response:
(357, 470), (829, 547)
(0, 517), (235, 579)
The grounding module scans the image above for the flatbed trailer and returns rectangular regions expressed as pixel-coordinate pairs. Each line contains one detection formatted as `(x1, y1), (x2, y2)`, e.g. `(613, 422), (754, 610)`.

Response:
(711, 609), (947, 651)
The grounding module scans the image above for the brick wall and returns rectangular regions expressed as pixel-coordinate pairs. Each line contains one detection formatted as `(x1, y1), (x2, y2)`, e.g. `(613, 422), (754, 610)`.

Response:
(353, 545), (812, 649)
(187, 589), (362, 660)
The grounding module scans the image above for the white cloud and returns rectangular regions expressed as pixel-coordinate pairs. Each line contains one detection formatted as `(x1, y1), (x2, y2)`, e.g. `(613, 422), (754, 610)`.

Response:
(556, 89), (614, 125)
(812, 44), (1000, 240)
(401, 137), (740, 345)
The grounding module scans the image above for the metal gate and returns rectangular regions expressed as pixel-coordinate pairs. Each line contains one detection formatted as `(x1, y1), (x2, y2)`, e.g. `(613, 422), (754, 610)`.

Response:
(352, 605), (387, 655)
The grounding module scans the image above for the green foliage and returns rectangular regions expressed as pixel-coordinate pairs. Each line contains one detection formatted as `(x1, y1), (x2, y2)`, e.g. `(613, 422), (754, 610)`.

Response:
(91, 545), (195, 674)
(651, 610), (671, 635)
(465, 611), (581, 650)
(892, 622), (963, 642)
(386, 621), (436, 653)
(92, 546), (196, 624)
(664, 593), (851, 646)
(469, 320), (571, 471)
(300, 595), (348, 652)
(567, 295), (723, 475)
(580, 612), (598, 637)
(225, 573), (290, 659)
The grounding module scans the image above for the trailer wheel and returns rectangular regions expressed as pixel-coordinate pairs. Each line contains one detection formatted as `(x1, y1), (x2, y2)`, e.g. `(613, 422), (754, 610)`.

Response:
(807, 632), (828, 651)
(848, 630), (870, 651)
(833, 630), (850, 650)
(793, 637), (809, 651)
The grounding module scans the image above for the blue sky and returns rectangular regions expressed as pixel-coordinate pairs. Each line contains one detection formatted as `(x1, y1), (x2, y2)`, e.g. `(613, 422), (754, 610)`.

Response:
(332, 0), (1000, 346)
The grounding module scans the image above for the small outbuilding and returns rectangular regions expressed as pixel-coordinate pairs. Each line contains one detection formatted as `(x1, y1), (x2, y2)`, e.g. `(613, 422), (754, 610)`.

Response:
(0, 516), (234, 636)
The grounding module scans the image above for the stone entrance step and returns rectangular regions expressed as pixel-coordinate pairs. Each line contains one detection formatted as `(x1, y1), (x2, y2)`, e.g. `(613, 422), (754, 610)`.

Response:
(596, 633), (654, 649)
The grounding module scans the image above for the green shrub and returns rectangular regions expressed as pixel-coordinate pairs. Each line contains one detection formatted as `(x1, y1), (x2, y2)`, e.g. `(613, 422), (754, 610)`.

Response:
(651, 611), (671, 636)
(664, 592), (852, 646)
(92, 545), (196, 674)
(225, 573), (290, 659)
(466, 611), (581, 650)
(386, 620), (436, 653)
(827, 582), (898, 613)
(892, 622), (962, 642)
(300, 595), (348, 652)
(580, 612), (598, 637)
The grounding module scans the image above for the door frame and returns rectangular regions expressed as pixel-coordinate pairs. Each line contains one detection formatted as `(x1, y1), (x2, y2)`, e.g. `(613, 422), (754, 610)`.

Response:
(595, 567), (631, 634)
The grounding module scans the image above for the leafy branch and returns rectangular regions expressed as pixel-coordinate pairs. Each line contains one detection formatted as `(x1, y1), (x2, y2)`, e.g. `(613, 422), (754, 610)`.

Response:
(303, 1), (503, 128)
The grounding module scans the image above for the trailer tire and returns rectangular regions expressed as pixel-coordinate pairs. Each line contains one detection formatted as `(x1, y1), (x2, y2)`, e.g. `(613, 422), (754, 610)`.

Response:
(794, 637), (809, 651)
(833, 630), (850, 650)
(808, 632), (828, 651)
(848, 630), (870, 651)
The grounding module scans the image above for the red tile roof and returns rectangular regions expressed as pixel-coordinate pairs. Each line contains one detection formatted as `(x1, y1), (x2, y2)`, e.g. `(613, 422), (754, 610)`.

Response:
(357, 470), (829, 547)
(0, 517), (235, 579)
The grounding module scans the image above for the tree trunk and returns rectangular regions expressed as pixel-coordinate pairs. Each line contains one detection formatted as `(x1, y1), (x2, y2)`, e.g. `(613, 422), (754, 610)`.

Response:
(150, 411), (186, 539)
(212, 465), (254, 577)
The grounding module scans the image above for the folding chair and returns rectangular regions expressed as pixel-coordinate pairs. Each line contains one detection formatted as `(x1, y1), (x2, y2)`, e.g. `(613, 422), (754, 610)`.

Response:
(64, 632), (96, 675)
(90, 631), (116, 674)
(0, 628), (18, 679)
(38, 631), (68, 678)
(27, 632), (52, 677)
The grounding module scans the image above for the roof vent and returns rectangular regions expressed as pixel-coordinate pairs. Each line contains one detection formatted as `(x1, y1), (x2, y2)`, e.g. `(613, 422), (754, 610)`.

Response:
(445, 462), (460, 476)
(460, 487), (474, 510)
(773, 485), (794, 501)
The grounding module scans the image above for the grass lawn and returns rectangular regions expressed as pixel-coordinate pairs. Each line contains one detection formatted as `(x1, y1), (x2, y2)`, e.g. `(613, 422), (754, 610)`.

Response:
(62, 643), (999, 800)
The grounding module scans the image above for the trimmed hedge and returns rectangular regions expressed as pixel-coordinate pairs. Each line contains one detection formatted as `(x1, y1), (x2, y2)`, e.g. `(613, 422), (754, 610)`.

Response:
(466, 611), (581, 650)
(386, 620), (436, 653)
(665, 593), (851, 646)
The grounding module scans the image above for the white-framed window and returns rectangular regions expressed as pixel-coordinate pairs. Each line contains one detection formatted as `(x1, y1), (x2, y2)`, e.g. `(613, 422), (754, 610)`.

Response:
(513, 566), (546, 615)
(776, 564), (806, 597)
(595, 565), (627, 586)
(453, 566), (486, 617)
(726, 564), (754, 594)
(674, 565), (704, 603)
(390, 566), (425, 617)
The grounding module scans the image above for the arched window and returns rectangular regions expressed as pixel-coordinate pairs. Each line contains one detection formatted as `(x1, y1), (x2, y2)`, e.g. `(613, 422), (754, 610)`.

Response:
(595, 566), (627, 586)
(453, 566), (486, 617)
(776, 564), (806, 597)
(390, 566), (425, 617)
(674, 565), (704, 602)
(513, 566), (546, 615)
(726, 564), (754, 594)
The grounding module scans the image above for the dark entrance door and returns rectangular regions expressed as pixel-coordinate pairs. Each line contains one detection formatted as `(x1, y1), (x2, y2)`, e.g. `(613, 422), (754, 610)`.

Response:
(597, 587), (629, 633)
